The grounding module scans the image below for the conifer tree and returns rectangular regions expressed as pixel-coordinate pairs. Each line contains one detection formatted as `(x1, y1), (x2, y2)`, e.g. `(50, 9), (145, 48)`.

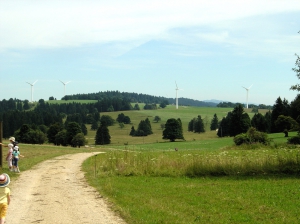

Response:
(95, 121), (111, 145)
(210, 114), (219, 131)
(194, 115), (205, 133)
(145, 118), (153, 134)
(129, 126), (136, 136)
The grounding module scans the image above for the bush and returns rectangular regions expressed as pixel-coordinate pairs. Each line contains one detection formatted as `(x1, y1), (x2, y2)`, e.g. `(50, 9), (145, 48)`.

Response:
(100, 115), (115, 126)
(233, 127), (270, 146)
(233, 133), (249, 145)
(71, 133), (87, 148)
(247, 127), (270, 145)
(287, 135), (300, 144)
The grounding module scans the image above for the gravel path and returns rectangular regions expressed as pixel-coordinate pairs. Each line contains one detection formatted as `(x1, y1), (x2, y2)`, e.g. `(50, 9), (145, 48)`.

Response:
(6, 152), (126, 224)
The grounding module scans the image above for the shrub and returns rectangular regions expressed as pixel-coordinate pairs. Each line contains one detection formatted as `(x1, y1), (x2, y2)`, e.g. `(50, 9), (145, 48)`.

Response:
(247, 127), (270, 145)
(233, 127), (270, 146)
(233, 133), (249, 145)
(71, 133), (87, 147)
(287, 135), (300, 144)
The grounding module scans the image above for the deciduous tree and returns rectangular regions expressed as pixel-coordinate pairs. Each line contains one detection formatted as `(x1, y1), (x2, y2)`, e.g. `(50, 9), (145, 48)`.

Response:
(71, 133), (86, 147)
(66, 122), (82, 145)
(55, 130), (67, 146)
(100, 115), (115, 126)
(162, 118), (184, 142)
(119, 122), (125, 129)
(275, 115), (298, 137)
(47, 123), (63, 143)
(271, 97), (290, 133)
(290, 51), (300, 91)
(153, 116), (161, 123)
(91, 121), (98, 130)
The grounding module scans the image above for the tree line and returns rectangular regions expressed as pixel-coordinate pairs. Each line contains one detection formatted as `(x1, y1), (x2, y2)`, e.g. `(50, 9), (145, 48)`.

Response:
(216, 96), (299, 137)
(216, 102), (272, 109)
(61, 90), (221, 107)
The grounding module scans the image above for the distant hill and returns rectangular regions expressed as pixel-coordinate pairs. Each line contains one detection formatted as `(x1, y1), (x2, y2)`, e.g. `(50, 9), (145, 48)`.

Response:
(203, 99), (224, 104)
(62, 91), (272, 108)
(64, 91), (218, 107)
(168, 97), (218, 107)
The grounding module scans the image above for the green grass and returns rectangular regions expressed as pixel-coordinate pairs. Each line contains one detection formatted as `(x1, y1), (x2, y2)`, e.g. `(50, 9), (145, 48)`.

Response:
(84, 105), (272, 146)
(2, 104), (298, 224)
(86, 106), (234, 145)
(81, 132), (300, 224)
(85, 175), (300, 224)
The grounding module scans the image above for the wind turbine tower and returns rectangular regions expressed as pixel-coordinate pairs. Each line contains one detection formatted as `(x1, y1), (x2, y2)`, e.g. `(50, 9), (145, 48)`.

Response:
(26, 80), (38, 102)
(175, 81), (183, 109)
(59, 80), (71, 97)
(242, 84), (253, 109)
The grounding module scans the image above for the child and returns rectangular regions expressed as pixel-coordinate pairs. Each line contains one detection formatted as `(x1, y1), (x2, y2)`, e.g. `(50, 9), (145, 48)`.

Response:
(6, 144), (13, 171)
(12, 142), (24, 173)
(0, 173), (10, 224)
(0, 137), (15, 171)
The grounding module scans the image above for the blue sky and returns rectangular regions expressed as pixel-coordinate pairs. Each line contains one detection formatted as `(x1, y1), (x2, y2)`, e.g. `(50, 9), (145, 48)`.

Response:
(1, 0), (300, 106)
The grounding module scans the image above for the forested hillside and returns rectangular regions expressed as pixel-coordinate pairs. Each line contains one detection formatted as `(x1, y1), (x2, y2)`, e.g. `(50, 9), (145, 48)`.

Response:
(62, 91), (217, 107)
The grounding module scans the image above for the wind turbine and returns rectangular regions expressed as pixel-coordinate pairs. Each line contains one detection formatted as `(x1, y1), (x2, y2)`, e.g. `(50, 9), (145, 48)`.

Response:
(26, 80), (38, 102)
(175, 81), (183, 109)
(59, 80), (71, 97)
(242, 84), (253, 109)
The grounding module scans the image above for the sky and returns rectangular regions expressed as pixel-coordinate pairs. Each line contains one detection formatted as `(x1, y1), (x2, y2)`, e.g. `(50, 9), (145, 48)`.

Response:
(1, 0), (300, 106)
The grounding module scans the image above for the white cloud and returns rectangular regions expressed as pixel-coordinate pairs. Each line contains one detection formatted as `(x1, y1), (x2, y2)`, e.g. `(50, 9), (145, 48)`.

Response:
(1, 0), (300, 50)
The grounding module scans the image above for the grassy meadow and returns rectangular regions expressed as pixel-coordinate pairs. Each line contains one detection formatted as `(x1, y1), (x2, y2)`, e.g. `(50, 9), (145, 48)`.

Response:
(85, 104), (269, 146)
(1, 103), (299, 223)
(81, 133), (300, 224)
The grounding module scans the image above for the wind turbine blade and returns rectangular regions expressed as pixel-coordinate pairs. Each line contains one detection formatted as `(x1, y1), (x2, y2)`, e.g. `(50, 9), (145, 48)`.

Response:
(26, 82), (32, 85)
(59, 80), (64, 84)
(65, 81), (71, 84)
(175, 81), (178, 89)
(248, 84), (253, 89)
(33, 80), (38, 85)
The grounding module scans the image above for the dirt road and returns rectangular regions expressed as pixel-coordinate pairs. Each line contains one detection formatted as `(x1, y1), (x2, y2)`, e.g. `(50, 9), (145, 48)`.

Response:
(6, 152), (126, 224)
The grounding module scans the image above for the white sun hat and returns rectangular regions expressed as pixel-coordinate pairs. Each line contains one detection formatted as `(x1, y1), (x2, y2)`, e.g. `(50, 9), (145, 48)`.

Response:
(0, 173), (10, 187)
(8, 137), (15, 142)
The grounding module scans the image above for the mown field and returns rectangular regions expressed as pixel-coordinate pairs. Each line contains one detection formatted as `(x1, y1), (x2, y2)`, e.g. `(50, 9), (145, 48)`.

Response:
(2, 103), (298, 224)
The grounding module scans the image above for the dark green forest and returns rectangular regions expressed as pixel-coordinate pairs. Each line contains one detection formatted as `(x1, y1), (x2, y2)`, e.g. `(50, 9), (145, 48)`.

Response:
(62, 91), (218, 107)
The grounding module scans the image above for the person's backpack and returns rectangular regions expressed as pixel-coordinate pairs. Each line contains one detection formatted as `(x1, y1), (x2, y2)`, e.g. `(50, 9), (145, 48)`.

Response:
(13, 141), (19, 151)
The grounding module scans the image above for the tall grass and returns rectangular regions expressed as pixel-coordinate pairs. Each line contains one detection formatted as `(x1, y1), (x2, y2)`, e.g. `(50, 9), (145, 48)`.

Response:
(82, 141), (300, 224)
(90, 143), (300, 178)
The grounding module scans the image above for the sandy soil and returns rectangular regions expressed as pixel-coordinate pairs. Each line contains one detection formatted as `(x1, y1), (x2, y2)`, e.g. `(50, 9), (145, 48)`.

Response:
(6, 152), (126, 224)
